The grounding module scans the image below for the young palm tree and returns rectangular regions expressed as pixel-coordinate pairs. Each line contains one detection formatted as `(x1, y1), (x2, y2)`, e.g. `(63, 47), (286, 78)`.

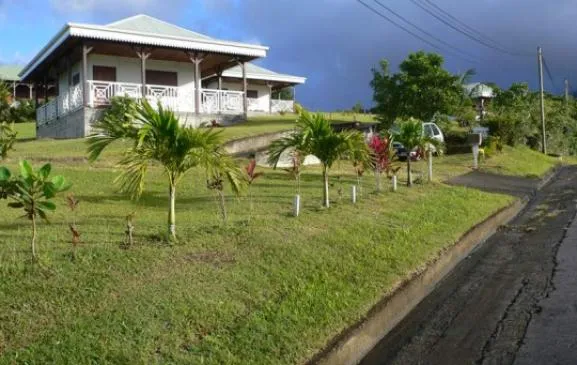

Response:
(395, 118), (438, 187)
(87, 100), (235, 240)
(268, 108), (368, 208)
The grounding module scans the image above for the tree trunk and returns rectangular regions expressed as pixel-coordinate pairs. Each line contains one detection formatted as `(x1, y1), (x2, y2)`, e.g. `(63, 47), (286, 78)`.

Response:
(428, 150), (433, 182)
(31, 214), (37, 259)
(375, 167), (381, 193)
(218, 190), (227, 224)
(407, 158), (413, 187)
(323, 165), (330, 208)
(168, 182), (176, 240)
(248, 185), (253, 221)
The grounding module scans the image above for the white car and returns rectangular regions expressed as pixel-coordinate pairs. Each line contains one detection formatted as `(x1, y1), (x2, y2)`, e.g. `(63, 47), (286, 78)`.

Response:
(392, 122), (445, 160)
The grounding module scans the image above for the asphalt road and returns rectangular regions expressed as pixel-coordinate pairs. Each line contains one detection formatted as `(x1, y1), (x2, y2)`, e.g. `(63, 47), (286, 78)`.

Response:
(361, 166), (577, 365)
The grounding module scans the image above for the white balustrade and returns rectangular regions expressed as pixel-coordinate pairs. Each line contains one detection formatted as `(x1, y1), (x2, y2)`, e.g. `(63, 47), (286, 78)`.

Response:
(201, 89), (244, 114)
(271, 99), (294, 113)
(37, 81), (251, 126)
(247, 97), (261, 112)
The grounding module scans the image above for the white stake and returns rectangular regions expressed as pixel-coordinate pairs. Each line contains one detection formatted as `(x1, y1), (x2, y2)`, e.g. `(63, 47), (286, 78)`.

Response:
(472, 144), (479, 169)
(293, 194), (301, 217)
(392, 175), (398, 192)
(352, 185), (357, 204)
(428, 150), (433, 182)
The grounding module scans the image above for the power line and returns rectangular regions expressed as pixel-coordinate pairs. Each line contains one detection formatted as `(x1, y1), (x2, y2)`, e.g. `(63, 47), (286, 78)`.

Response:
(421, 0), (515, 52)
(542, 56), (559, 92)
(408, 0), (531, 57)
(356, 0), (478, 64)
(369, 0), (479, 61)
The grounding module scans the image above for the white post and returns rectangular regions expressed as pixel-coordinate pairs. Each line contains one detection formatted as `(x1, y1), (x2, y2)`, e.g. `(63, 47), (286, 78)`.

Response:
(293, 194), (301, 217)
(392, 175), (398, 192)
(352, 185), (357, 204)
(428, 150), (433, 182)
(472, 144), (479, 169)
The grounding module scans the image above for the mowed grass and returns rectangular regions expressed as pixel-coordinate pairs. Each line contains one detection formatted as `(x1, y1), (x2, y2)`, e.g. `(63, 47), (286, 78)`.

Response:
(480, 145), (560, 178)
(0, 139), (512, 364)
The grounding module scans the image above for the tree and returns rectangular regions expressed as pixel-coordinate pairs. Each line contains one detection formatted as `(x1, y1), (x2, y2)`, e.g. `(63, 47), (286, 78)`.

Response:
(87, 99), (234, 240)
(352, 102), (364, 114)
(268, 107), (369, 207)
(395, 118), (438, 187)
(0, 122), (17, 160)
(371, 51), (462, 128)
(268, 128), (308, 195)
(0, 161), (71, 259)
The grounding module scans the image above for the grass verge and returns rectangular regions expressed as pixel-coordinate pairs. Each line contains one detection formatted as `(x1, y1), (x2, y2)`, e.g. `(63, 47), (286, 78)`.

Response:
(0, 154), (511, 364)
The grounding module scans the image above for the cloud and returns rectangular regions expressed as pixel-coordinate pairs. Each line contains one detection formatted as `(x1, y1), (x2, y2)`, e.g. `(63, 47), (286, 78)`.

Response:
(48, 0), (187, 19)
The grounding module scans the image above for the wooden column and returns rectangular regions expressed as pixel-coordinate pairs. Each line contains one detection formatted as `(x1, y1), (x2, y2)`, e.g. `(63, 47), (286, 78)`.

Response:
(188, 52), (205, 115)
(136, 48), (151, 99)
(241, 61), (248, 118)
(12, 81), (16, 100)
(82, 44), (93, 107)
(29, 83), (33, 100)
(34, 82), (39, 107)
(217, 70), (223, 91)
(43, 76), (48, 121)
(267, 83), (273, 114)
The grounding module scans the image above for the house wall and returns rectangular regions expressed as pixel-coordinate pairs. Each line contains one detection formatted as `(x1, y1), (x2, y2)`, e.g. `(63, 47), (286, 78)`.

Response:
(87, 54), (196, 89)
(206, 79), (271, 112)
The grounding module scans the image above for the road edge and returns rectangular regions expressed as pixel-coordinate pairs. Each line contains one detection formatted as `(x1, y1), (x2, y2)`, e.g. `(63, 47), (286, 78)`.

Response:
(307, 167), (560, 365)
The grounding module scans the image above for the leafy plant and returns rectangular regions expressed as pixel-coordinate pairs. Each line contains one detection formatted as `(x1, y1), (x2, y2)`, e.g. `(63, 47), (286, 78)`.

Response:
(268, 107), (368, 208)
(395, 118), (439, 187)
(0, 161), (71, 259)
(269, 130), (307, 195)
(0, 122), (18, 160)
(206, 153), (245, 225)
(245, 158), (263, 218)
(87, 99), (231, 241)
(369, 134), (395, 192)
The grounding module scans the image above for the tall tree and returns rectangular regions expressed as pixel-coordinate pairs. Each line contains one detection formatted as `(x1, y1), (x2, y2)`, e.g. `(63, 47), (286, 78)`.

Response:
(371, 51), (462, 128)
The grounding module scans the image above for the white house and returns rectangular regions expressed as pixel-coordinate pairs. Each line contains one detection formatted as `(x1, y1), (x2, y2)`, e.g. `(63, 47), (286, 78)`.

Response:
(18, 14), (306, 138)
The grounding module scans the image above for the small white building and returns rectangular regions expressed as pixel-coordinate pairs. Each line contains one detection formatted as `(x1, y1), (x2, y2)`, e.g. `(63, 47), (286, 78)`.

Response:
(18, 14), (306, 138)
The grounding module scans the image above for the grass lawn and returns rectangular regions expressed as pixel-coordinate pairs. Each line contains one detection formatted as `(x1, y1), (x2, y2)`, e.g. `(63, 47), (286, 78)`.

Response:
(0, 139), (516, 364)
(12, 122), (36, 140)
(480, 145), (560, 178)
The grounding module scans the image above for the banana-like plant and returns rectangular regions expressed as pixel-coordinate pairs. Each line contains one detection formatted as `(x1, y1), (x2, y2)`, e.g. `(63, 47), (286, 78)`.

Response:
(0, 161), (71, 259)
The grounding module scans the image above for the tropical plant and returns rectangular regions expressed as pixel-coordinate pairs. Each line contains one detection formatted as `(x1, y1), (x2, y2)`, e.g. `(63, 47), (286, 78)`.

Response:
(0, 161), (71, 259)
(87, 99), (233, 240)
(206, 153), (245, 225)
(0, 122), (17, 160)
(268, 128), (307, 195)
(368, 133), (395, 192)
(268, 107), (368, 207)
(395, 118), (438, 187)
(245, 157), (263, 217)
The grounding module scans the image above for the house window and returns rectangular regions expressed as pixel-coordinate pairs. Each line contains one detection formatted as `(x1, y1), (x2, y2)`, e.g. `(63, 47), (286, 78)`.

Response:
(247, 90), (258, 98)
(146, 70), (178, 86)
(93, 66), (117, 82)
(71, 73), (80, 86)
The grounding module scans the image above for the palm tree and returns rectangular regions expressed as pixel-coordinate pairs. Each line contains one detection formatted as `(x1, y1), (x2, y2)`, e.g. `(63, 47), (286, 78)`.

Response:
(395, 118), (438, 187)
(268, 108), (368, 208)
(87, 100), (236, 240)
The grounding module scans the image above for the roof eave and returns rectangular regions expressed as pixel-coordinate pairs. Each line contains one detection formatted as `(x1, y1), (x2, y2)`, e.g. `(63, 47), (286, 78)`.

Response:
(220, 72), (306, 84)
(19, 22), (269, 81)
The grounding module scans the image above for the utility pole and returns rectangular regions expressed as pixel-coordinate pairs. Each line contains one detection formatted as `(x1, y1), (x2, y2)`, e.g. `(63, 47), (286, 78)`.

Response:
(565, 78), (570, 102)
(538, 47), (547, 155)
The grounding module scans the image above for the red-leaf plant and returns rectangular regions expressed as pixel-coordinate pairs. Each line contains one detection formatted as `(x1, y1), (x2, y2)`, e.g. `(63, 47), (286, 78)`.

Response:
(369, 134), (394, 192)
(245, 158), (264, 217)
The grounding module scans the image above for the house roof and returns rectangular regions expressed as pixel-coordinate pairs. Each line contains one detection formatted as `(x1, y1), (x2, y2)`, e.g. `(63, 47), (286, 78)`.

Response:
(219, 63), (306, 85)
(0, 65), (23, 81)
(19, 14), (269, 80)
(465, 83), (494, 99)
(106, 14), (213, 41)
